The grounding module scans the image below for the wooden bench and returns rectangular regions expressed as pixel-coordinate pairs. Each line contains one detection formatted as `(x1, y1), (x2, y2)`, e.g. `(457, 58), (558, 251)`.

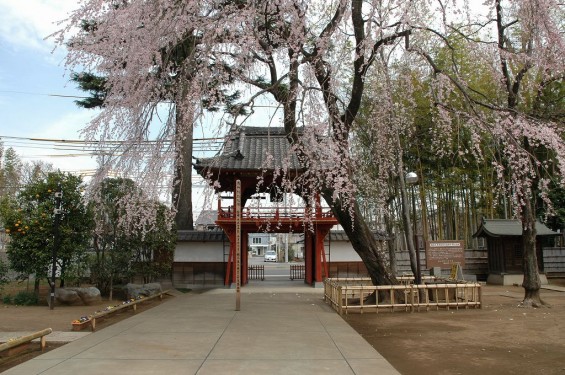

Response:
(0, 328), (52, 356)
(72, 290), (170, 331)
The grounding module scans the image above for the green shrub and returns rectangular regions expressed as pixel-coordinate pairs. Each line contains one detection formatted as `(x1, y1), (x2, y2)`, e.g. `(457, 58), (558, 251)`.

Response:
(13, 291), (38, 306)
(0, 259), (10, 292)
(2, 295), (12, 304)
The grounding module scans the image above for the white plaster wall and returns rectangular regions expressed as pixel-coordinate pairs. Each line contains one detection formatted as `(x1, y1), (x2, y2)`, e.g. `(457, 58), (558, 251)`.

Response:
(174, 240), (362, 262)
(174, 242), (224, 262)
(328, 241), (362, 261)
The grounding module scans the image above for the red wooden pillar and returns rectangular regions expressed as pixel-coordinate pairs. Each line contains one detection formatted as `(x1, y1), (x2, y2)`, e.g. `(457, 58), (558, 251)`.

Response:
(305, 230), (313, 284)
(314, 229), (324, 283)
(242, 229), (248, 285)
(220, 223), (240, 287)
(224, 229), (236, 286)
(316, 226), (332, 282)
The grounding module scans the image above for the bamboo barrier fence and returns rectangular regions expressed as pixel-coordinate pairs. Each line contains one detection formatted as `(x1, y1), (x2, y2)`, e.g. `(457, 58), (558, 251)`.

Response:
(324, 278), (481, 315)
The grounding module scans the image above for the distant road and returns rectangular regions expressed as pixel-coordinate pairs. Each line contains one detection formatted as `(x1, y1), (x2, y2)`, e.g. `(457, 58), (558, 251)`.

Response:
(249, 256), (304, 280)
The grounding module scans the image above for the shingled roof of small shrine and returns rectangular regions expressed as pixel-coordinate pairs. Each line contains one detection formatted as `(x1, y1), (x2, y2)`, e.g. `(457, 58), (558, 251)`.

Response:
(472, 219), (558, 238)
(194, 126), (304, 172)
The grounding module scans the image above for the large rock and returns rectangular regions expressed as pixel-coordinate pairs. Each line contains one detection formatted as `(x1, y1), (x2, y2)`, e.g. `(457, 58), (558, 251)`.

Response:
(125, 283), (162, 299)
(53, 287), (102, 306)
(67, 287), (101, 305)
(53, 288), (82, 305)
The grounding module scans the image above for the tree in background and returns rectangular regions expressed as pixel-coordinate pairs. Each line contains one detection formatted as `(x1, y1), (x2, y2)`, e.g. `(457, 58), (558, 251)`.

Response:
(415, 0), (565, 306)
(0, 171), (93, 297)
(69, 17), (247, 232)
(0, 143), (22, 199)
(128, 203), (176, 284)
(54, 0), (565, 296)
(0, 258), (9, 293)
(356, 1), (563, 306)
(90, 178), (174, 298)
(20, 161), (55, 186)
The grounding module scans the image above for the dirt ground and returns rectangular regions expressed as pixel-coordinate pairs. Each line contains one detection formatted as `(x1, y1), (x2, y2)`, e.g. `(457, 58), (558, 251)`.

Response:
(0, 283), (564, 374)
(345, 280), (565, 375)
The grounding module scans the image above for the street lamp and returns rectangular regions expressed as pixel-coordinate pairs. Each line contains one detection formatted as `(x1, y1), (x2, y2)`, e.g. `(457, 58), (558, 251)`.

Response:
(405, 172), (421, 284)
(405, 172), (418, 184)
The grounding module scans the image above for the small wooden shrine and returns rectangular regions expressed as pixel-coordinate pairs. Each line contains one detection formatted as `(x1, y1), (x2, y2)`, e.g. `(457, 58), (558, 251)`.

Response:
(194, 126), (338, 286)
(473, 219), (558, 285)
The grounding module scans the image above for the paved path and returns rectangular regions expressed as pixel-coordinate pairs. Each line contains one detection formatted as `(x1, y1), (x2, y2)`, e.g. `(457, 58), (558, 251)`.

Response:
(3, 284), (399, 375)
(541, 284), (565, 292)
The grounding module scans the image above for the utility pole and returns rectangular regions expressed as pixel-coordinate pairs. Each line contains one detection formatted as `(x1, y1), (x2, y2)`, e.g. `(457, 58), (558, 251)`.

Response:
(50, 187), (63, 310)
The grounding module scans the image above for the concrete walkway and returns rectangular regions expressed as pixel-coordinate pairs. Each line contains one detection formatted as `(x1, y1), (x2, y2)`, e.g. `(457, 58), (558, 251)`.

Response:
(541, 284), (565, 292)
(3, 283), (399, 375)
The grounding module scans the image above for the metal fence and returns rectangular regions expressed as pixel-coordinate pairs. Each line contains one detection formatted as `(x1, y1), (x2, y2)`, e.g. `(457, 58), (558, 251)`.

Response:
(290, 264), (305, 280)
(248, 265), (265, 281)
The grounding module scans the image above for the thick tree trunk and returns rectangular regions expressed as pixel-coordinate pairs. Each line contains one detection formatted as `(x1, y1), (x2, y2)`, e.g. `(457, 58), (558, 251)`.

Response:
(34, 278), (40, 298)
(399, 175), (419, 281)
(395, 133), (419, 282)
(173, 98), (194, 231)
(324, 192), (397, 286)
(521, 196), (545, 307)
(384, 208), (397, 277)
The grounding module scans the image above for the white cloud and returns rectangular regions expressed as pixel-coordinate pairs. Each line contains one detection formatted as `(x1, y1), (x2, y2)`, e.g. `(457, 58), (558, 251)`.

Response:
(0, 0), (76, 53)
(18, 109), (100, 173)
(31, 109), (96, 139)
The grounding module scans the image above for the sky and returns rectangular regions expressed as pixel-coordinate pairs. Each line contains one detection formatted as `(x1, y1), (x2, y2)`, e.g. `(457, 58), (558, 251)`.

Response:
(0, 0), (214, 213)
(0, 0), (281, 177)
(0, 1), (100, 174)
(0, 0), (279, 215)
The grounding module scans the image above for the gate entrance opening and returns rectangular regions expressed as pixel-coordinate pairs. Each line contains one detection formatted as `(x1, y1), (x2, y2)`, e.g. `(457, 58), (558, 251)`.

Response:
(215, 194), (337, 286)
(247, 232), (304, 282)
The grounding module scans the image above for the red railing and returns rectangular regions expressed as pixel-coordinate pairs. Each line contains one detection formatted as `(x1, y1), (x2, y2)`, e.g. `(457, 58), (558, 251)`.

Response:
(218, 206), (334, 220)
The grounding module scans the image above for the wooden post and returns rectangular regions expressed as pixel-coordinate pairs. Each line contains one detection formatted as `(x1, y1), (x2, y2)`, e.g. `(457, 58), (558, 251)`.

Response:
(0, 328), (52, 354)
(235, 179), (241, 311)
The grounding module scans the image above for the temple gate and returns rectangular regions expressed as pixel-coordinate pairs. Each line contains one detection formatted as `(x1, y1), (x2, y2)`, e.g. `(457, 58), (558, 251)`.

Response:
(194, 126), (338, 286)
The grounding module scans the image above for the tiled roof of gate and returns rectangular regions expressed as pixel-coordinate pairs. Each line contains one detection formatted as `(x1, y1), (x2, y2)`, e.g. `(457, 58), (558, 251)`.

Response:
(472, 219), (558, 238)
(194, 126), (303, 172)
(195, 210), (219, 227)
(177, 229), (227, 242)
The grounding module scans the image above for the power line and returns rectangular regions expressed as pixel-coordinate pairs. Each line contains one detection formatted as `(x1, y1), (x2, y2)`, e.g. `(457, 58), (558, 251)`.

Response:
(0, 90), (285, 109)
(0, 134), (224, 143)
(0, 90), (89, 99)
(1, 134), (223, 156)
